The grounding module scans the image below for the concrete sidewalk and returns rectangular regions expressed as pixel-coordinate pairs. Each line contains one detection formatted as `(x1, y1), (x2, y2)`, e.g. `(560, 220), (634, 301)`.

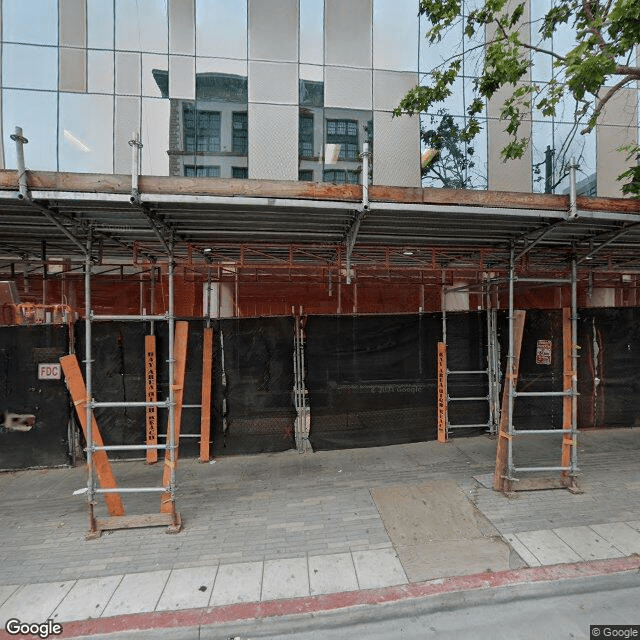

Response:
(0, 428), (639, 638)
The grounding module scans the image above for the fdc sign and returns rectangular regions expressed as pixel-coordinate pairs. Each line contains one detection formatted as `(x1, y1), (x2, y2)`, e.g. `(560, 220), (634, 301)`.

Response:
(38, 363), (61, 380)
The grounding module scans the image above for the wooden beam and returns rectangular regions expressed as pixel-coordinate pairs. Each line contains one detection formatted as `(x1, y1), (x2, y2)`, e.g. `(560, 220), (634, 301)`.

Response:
(493, 309), (526, 492)
(437, 342), (448, 443)
(160, 320), (189, 514)
(59, 354), (125, 517)
(145, 335), (158, 464)
(1, 169), (637, 214)
(199, 327), (214, 463)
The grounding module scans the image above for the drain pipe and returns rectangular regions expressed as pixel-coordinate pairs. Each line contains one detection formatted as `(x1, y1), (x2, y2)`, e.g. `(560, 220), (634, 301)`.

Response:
(129, 131), (143, 205)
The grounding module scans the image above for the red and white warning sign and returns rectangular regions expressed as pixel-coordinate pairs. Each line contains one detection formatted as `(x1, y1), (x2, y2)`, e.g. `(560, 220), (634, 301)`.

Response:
(535, 340), (552, 365)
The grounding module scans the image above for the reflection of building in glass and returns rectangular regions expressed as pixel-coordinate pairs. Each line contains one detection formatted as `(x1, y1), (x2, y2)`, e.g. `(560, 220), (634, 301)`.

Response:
(298, 79), (373, 184)
(153, 70), (248, 179)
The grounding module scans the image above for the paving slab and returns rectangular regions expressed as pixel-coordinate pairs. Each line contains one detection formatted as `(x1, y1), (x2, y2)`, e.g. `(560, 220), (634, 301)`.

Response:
(351, 549), (407, 590)
(261, 557), (309, 601)
(210, 561), (263, 606)
(51, 575), (122, 622)
(553, 526), (623, 560)
(513, 530), (582, 565)
(155, 566), (218, 612)
(627, 521), (640, 533)
(0, 585), (19, 608)
(590, 522), (640, 556)
(308, 553), (358, 595)
(100, 570), (170, 618)
(503, 534), (542, 567)
(0, 581), (75, 624)
(395, 538), (513, 582)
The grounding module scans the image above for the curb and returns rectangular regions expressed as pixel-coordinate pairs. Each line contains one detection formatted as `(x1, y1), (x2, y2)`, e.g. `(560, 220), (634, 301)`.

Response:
(33, 555), (639, 639)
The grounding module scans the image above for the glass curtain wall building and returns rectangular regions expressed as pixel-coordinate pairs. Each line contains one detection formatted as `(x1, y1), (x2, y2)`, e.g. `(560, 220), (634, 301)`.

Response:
(0, 0), (637, 196)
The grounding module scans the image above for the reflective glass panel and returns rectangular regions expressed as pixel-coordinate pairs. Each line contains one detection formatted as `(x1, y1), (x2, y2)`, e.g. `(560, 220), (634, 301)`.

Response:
(323, 107), (372, 183)
(142, 54), (169, 97)
(2, 44), (58, 91)
(196, 0), (247, 59)
(419, 12), (463, 71)
(300, 0), (324, 65)
(2, 89), (57, 170)
(141, 97), (170, 175)
(373, 0), (418, 72)
(115, 0), (168, 53)
(2, 0), (58, 45)
(59, 93), (114, 173)
(88, 50), (115, 94)
(88, 0), (115, 49)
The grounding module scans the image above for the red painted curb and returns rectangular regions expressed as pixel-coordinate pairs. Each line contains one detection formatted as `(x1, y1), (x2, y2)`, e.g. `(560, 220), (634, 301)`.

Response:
(4, 556), (638, 639)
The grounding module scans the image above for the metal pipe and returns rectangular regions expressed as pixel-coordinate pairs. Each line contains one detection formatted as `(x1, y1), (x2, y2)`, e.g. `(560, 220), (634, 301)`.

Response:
(568, 157), (578, 219)
(512, 390), (571, 397)
(362, 142), (369, 211)
(11, 127), (29, 199)
(448, 423), (490, 429)
(168, 253), (176, 505)
(91, 313), (168, 321)
(448, 396), (490, 402)
(515, 277), (572, 284)
(507, 246), (515, 479)
(96, 487), (167, 494)
(90, 401), (170, 408)
(129, 131), (142, 204)
(92, 444), (168, 451)
(447, 369), (489, 375)
(512, 429), (567, 435)
(84, 232), (94, 509)
(513, 466), (573, 473)
(150, 264), (156, 334)
(571, 258), (578, 475)
(441, 271), (447, 345)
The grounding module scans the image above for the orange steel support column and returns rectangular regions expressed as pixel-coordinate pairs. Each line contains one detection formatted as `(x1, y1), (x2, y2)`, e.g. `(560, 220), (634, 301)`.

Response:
(145, 335), (158, 464)
(493, 309), (526, 492)
(160, 320), (189, 514)
(561, 307), (573, 479)
(437, 342), (448, 443)
(199, 327), (213, 462)
(60, 354), (125, 516)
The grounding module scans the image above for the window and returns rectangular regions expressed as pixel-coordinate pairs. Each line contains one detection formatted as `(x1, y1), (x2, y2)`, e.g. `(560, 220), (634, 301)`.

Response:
(326, 119), (359, 160)
(184, 165), (220, 177)
(232, 111), (248, 154)
(323, 169), (359, 184)
(298, 169), (314, 181)
(183, 105), (221, 153)
(232, 166), (248, 179)
(299, 114), (314, 158)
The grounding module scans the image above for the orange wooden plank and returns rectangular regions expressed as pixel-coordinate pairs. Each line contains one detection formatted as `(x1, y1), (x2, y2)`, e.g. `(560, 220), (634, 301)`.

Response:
(437, 342), (448, 443)
(160, 321), (189, 513)
(145, 335), (158, 464)
(493, 309), (526, 491)
(59, 354), (125, 516)
(199, 327), (213, 462)
(561, 308), (573, 474)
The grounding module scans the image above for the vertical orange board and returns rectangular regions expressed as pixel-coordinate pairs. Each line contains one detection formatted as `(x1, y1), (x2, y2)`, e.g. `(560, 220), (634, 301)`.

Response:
(493, 309), (526, 491)
(199, 327), (213, 462)
(437, 342), (448, 443)
(160, 321), (189, 513)
(561, 307), (573, 473)
(145, 335), (158, 464)
(59, 354), (125, 516)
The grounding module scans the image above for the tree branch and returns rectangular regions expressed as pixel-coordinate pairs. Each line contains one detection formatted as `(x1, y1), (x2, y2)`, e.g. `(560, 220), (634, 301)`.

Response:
(582, 0), (608, 51)
(582, 74), (637, 133)
(494, 17), (566, 62)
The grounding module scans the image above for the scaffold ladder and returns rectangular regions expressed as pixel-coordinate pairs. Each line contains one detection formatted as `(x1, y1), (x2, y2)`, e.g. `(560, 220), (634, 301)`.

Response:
(437, 285), (501, 442)
(493, 254), (579, 492)
(61, 237), (185, 538)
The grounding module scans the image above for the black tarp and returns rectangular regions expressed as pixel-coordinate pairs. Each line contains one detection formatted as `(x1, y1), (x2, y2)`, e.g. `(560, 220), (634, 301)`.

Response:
(0, 325), (71, 469)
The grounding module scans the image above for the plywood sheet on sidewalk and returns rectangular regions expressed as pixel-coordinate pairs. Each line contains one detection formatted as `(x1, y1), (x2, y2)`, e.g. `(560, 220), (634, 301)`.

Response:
(371, 480), (513, 580)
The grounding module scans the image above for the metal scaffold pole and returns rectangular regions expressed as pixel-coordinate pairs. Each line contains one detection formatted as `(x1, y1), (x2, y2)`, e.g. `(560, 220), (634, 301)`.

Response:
(507, 245), (516, 480)
(571, 258), (579, 477)
(84, 231), (95, 529)
(167, 252), (177, 520)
